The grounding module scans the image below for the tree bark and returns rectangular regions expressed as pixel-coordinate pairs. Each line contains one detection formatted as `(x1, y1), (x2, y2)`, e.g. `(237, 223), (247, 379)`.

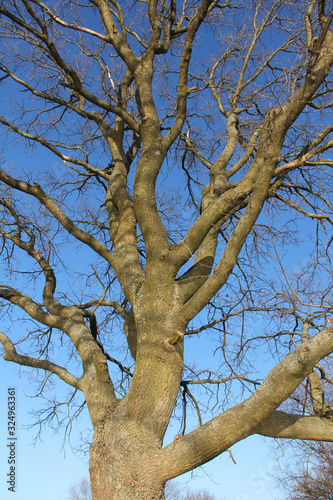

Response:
(89, 418), (165, 500)
(87, 300), (184, 499)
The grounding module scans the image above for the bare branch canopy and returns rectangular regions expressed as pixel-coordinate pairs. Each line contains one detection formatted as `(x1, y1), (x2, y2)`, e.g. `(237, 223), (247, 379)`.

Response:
(0, 0), (333, 498)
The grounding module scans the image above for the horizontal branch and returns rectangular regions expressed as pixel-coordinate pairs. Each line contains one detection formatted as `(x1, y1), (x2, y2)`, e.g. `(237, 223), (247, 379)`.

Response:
(254, 410), (333, 441)
(181, 375), (259, 386)
(0, 331), (81, 389)
(274, 139), (333, 178)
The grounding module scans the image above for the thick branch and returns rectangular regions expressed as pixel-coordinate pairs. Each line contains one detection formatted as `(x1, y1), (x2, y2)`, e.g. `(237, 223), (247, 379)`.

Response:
(0, 169), (140, 301)
(178, 131), (279, 321)
(0, 286), (63, 329)
(171, 24), (333, 317)
(90, 0), (139, 73)
(156, 326), (333, 481)
(165, 0), (215, 147)
(254, 410), (333, 441)
(0, 331), (81, 389)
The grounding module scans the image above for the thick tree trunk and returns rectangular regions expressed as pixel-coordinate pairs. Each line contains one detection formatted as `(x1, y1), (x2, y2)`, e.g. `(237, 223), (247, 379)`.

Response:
(87, 299), (184, 500)
(89, 419), (165, 500)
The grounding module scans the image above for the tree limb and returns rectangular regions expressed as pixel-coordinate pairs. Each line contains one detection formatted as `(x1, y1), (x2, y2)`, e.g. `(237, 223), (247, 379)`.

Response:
(157, 326), (333, 481)
(0, 331), (81, 389)
(254, 410), (333, 441)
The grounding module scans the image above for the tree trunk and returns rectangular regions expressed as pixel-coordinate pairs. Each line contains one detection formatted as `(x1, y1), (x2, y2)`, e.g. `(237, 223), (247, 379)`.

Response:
(87, 298), (184, 500)
(89, 419), (166, 500)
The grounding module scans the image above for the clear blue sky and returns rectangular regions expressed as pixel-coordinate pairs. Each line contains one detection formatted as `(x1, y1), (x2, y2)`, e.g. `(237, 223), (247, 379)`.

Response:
(0, 361), (89, 500)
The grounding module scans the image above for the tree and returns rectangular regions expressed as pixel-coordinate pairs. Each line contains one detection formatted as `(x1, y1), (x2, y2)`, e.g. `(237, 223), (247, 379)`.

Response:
(68, 479), (218, 500)
(184, 491), (218, 500)
(1, 0), (333, 499)
(278, 442), (333, 500)
(165, 482), (220, 500)
(68, 479), (92, 500)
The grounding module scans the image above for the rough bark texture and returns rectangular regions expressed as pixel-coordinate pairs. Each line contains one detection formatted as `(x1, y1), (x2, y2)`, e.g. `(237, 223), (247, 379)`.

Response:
(89, 420), (165, 500)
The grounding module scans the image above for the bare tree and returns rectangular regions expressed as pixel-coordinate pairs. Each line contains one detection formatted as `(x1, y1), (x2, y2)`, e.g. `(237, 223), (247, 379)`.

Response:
(165, 482), (220, 500)
(1, 1), (333, 499)
(278, 442), (333, 500)
(68, 479), (92, 500)
(185, 490), (218, 500)
(68, 479), (218, 500)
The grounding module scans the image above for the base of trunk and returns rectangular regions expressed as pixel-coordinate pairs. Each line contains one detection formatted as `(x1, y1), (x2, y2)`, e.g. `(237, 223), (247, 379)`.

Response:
(89, 421), (165, 500)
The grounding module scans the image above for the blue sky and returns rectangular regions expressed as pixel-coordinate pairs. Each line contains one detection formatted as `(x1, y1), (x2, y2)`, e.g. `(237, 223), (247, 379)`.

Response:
(0, 361), (89, 500)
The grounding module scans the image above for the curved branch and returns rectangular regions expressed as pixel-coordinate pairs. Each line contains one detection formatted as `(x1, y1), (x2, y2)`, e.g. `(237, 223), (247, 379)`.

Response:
(90, 0), (139, 73)
(0, 285), (63, 329)
(29, 0), (111, 42)
(0, 114), (106, 176)
(274, 138), (333, 179)
(0, 173), (109, 262)
(0, 168), (144, 302)
(0, 64), (139, 134)
(165, 0), (216, 147)
(0, 198), (65, 315)
(0, 331), (81, 389)
(172, 24), (333, 318)
(0, 6), (139, 132)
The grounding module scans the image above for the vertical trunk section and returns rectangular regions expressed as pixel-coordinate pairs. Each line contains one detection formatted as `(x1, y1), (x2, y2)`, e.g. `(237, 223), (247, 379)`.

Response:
(87, 279), (185, 499)
(89, 419), (165, 500)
